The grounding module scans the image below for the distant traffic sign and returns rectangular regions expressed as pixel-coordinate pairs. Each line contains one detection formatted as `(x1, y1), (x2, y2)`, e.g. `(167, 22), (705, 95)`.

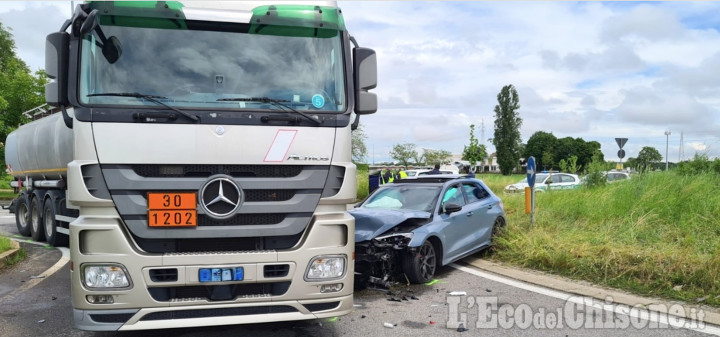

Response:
(615, 138), (628, 149)
(618, 149), (626, 159)
(527, 156), (537, 188)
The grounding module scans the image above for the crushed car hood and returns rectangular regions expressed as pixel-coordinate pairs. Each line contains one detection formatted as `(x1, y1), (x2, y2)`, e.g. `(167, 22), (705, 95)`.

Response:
(349, 208), (431, 242)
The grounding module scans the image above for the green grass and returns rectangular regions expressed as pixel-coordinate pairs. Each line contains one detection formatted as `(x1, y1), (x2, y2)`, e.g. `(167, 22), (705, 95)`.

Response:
(0, 236), (13, 253)
(492, 171), (720, 307)
(0, 236), (25, 269)
(356, 166), (369, 202)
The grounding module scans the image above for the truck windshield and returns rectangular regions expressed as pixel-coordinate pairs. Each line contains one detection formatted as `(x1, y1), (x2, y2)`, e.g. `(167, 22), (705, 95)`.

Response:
(79, 20), (346, 112)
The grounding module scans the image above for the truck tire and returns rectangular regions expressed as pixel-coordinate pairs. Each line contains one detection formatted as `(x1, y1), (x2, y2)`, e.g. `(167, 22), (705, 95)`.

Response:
(29, 196), (46, 242)
(14, 195), (31, 236)
(44, 198), (68, 247)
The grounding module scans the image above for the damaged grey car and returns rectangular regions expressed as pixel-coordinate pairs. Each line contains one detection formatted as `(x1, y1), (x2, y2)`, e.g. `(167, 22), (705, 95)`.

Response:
(350, 175), (506, 288)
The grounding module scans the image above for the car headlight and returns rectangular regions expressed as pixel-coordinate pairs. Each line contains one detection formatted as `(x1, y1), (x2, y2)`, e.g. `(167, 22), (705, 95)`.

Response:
(83, 264), (131, 289)
(305, 255), (346, 281)
(375, 232), (413, 241)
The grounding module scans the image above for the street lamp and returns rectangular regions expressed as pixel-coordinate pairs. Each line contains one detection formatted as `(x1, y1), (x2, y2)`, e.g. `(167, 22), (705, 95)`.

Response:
(664, 130), (671, 171)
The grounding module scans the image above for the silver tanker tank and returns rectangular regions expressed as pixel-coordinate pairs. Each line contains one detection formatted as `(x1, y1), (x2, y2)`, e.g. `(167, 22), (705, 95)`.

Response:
(5, 111), (73, 181)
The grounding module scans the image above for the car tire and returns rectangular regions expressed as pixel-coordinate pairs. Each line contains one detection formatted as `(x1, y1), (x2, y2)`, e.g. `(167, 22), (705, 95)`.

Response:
(402, 240), (437, 284)
(29, 196), (45, 242)
(491, 217), (505, 246)
(44, 198), (68, 247)
(14, 194), (31, 236)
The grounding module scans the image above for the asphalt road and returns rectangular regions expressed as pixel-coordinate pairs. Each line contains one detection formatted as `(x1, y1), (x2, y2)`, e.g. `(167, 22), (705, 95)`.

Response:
(0, 208), (715, 337)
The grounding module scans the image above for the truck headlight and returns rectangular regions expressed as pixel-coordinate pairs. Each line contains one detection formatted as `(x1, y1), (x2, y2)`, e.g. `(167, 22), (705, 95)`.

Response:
(305, 255), (346, 281)
(83, 264), (131, 289)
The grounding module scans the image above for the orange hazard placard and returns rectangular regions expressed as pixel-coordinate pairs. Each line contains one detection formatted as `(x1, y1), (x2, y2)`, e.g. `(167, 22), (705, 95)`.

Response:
(147, 192), (197, 227)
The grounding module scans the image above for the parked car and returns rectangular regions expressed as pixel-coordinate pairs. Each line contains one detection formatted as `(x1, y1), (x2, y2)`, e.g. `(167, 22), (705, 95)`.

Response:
(581, 170), (631, 184)
(405, 165), (459, 177)
(350, 175), (506, 287)
(504, 172), (581, 193)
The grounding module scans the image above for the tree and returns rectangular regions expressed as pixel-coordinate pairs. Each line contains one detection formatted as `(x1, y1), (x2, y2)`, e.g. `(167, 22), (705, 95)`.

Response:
(0, 22), (48, 170)
(636, 146), (662, 172)
(389, 143), (418, 169)
(462, 124), (487, 168)
(492, 84), (522, 175)
(524, 131), (557, 170)
(424, 148), (452, 167)
(584, 151), (607, 189)
(351, 123), (368, 163)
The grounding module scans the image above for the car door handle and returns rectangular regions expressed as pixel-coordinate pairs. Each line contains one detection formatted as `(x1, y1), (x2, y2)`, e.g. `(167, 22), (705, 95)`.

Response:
(487, 205), (493, 209)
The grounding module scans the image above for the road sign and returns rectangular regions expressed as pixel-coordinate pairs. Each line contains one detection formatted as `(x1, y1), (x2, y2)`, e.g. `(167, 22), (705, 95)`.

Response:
(618, 149), (626, 159)
(615, 138), (628, 149)
(527, 156), (536, 188)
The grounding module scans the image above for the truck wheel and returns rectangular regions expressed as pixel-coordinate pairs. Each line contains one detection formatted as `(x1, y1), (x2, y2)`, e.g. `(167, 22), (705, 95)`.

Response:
(44, 198), (68, 247)
(402, 240), (437, 284)
(14, 195), (31, 236)
(29, 197), (46, 242)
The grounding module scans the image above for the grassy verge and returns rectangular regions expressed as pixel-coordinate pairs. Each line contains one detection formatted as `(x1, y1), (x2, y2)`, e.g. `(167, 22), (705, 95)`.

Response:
(492, 171), (720, 307)
(0, 236), (25, 269)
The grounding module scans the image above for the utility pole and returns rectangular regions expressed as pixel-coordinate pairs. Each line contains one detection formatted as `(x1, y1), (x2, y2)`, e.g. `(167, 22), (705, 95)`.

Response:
(679, 131), (684, 162)
(665, 130), (671, 170)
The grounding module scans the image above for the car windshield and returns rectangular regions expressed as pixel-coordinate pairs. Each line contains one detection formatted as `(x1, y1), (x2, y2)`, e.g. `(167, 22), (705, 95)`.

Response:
(79, 17), (346, 112)
(362, 185), (441, 212)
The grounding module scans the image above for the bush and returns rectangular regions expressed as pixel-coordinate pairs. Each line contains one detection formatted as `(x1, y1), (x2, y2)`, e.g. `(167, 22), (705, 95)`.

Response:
(583, 151), (606, 189)
(676, 153), (720, 176)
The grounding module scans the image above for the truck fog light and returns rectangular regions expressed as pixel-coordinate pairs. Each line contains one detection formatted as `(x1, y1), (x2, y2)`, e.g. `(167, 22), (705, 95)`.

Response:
(86, 295), (115, 304)
(320, 283), (343, 293)
(305, 255), (346, 281)
(83, 264), (131, 289)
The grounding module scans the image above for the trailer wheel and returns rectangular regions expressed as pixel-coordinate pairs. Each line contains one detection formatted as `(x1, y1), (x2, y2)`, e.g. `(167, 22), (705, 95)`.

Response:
(29, 196), (46, 242)
(44, 198), (68, 247)
(14, 195), (31, 236)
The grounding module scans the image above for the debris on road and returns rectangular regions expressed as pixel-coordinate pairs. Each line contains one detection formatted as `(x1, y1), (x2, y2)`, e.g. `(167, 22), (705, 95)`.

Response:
(30, 275), (46, 279)
(456, 323), (468, 332)
(37, 320), (45, 324)
(448, 291), (467, 296)
(425, 279), (439, 286)
(383, 322), (395, 328)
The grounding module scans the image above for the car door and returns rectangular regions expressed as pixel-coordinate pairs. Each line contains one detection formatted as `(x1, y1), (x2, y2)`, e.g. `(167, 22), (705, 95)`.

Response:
(459, 182), (497, 250)
(436, 183), (471, 262)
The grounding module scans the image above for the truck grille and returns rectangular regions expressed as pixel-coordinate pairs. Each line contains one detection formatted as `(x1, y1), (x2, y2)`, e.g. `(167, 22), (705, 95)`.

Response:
(100, 164), (336, 247)
(131, 164), (303, 178)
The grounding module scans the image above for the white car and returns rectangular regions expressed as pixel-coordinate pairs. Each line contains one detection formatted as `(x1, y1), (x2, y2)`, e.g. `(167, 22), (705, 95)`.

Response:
(504, 173), (581, 193)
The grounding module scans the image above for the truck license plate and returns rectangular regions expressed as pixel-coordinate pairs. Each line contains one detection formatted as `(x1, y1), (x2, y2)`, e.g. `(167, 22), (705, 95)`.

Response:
(148, 192), (197, 227)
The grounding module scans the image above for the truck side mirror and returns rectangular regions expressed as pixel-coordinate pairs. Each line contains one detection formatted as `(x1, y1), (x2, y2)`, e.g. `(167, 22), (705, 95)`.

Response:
(353, 47), (377, 115)
(45, 32), (70, 107)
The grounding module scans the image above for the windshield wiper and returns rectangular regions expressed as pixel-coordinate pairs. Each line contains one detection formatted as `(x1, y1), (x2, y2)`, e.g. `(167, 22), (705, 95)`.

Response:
(217, 97), (322, 126)
(87, 92), (199, 122)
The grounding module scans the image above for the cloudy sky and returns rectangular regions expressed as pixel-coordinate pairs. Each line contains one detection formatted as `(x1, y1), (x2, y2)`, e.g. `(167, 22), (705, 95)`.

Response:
(2, 1), (719, 164)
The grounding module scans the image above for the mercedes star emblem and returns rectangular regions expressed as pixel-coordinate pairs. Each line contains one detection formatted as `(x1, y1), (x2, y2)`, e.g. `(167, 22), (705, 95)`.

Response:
(199, 175), (243, 219)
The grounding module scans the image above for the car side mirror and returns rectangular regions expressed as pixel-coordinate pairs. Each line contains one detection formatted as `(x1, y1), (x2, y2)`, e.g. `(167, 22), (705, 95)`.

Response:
(442, 203), (463, 214)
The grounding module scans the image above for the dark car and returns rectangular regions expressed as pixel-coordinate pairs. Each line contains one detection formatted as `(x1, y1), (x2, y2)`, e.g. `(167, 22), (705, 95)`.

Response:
(349, 175), (506, 287)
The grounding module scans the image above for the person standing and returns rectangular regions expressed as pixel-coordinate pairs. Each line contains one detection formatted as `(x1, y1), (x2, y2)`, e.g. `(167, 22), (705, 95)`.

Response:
(428, 164), (441, 175)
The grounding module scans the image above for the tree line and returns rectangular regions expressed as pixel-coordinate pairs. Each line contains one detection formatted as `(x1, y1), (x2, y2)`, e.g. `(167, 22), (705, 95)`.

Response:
(0, 21), (48, 170)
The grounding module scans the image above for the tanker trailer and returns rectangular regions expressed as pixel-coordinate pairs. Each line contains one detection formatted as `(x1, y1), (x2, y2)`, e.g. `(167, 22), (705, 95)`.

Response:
(6, 107), (76, 246)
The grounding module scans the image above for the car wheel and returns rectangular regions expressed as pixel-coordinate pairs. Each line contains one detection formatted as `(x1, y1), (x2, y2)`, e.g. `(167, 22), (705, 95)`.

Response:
(14, 195), (31, 236)
(29, 196), (45, 242)
(403, 240), (437, 284)
(44, 198), (68, 247)
(491, 217), (505, 245)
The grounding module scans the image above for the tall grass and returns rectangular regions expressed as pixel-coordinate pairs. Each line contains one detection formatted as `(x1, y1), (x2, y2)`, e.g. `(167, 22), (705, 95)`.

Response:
(493, 171), (720, 306)
(356, 165), (369, 202)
